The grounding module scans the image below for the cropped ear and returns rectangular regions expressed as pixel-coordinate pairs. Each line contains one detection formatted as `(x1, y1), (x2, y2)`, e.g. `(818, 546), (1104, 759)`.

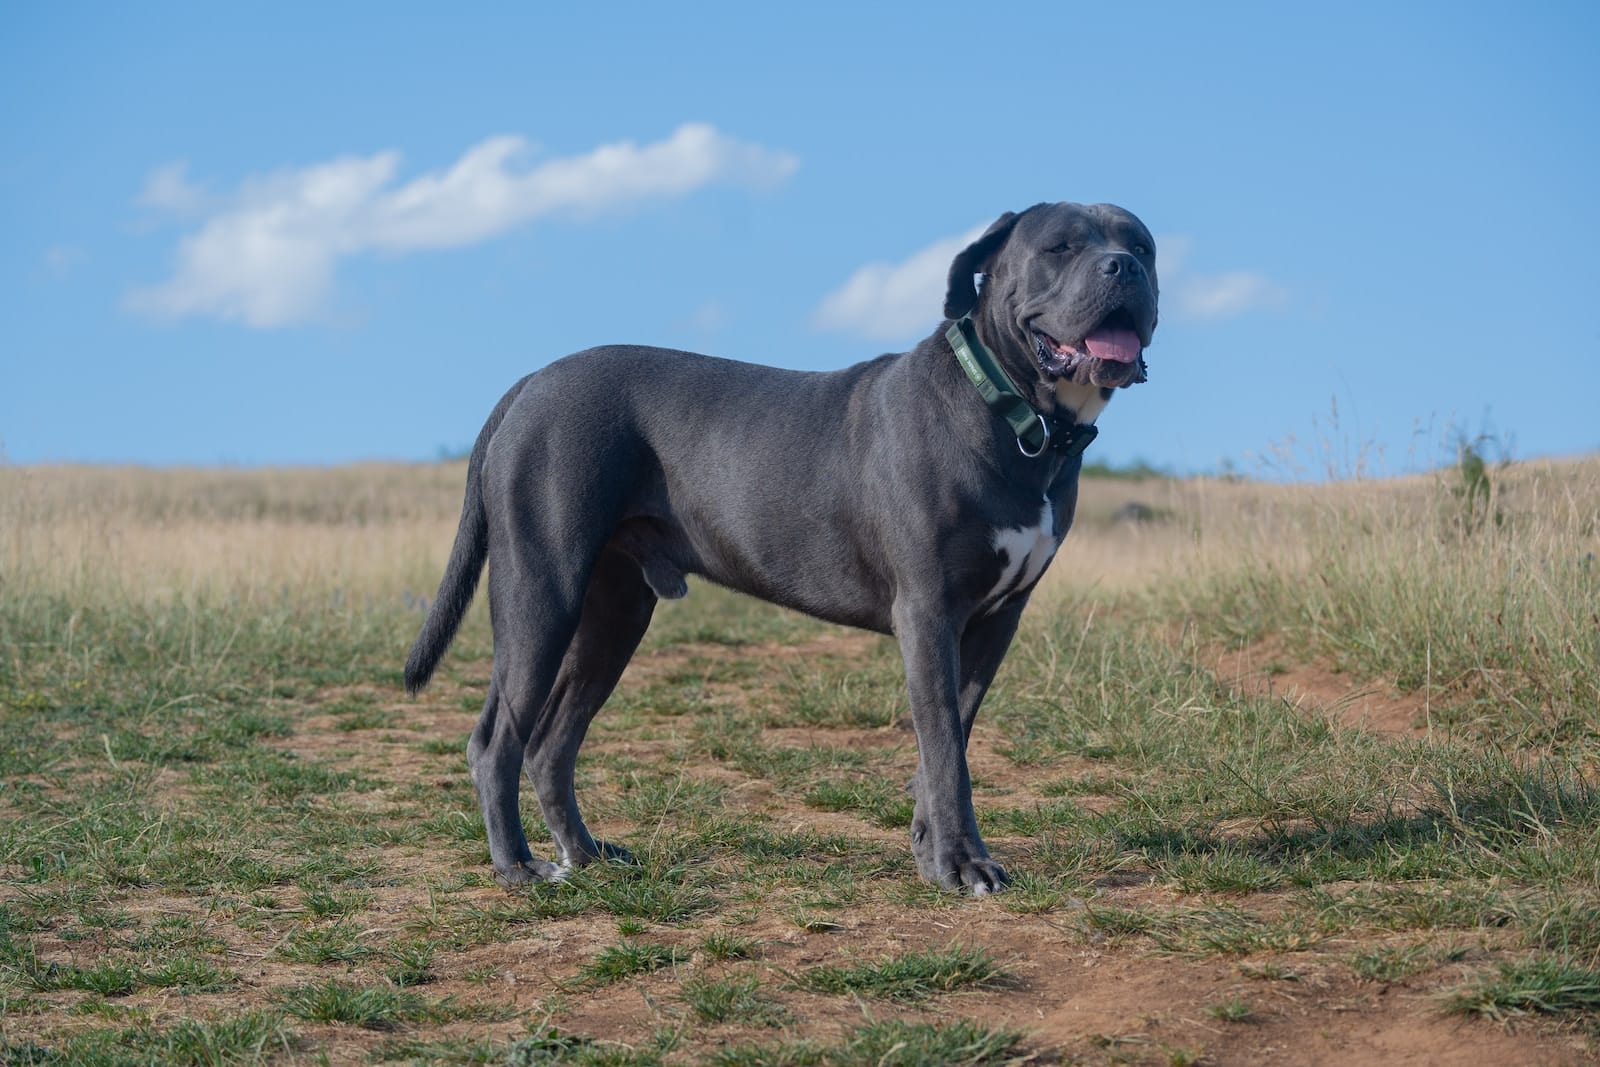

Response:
(943, 210), (1022, 319)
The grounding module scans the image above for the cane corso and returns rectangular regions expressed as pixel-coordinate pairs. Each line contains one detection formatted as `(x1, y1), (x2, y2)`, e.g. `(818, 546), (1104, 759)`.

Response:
(405, 201), (1158, 895)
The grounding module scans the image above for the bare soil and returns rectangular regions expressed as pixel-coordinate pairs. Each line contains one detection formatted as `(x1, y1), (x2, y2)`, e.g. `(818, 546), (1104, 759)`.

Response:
(1213, 637), (1434, 737)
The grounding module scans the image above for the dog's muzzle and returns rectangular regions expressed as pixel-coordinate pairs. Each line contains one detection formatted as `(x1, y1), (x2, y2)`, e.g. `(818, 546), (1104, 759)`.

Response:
(1032, 325), (1148, 388)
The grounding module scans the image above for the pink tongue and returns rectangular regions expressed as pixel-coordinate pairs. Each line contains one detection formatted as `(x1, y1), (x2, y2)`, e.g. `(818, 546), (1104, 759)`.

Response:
(1083, 327), (1141, 363)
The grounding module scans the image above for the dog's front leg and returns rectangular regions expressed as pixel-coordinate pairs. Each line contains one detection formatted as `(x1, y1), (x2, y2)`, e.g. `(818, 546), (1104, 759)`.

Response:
(957, 602), (1027, 745)
(894, 604), (1009, 895)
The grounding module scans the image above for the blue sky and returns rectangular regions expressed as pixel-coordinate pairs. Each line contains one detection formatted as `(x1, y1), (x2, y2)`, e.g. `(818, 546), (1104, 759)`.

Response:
(4, 2), (1596, 476)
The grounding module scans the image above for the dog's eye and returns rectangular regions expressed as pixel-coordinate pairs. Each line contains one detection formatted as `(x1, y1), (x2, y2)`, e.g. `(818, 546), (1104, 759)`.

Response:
(1046, 243), (1073, 255)
(1132, 244), (1150, 257)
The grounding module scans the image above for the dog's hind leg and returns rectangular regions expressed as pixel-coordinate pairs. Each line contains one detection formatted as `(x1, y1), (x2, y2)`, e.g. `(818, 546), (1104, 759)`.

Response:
(469, 519), (598, 886)
(467, 677), (564, 884)
(524, 547), (656, 870)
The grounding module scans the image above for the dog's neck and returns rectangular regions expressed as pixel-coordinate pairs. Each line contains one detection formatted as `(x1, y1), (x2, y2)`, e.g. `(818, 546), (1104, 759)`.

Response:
(966, 307), (1111, 429)
(1050, 379), (1112, 426)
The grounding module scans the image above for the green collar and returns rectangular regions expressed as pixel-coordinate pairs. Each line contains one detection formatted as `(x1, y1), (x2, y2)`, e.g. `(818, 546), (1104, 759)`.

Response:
(946, 316), (1098, 459)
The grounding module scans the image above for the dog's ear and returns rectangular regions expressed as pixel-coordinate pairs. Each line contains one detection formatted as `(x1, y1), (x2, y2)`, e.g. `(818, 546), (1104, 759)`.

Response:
(943, 210), (1022, 319)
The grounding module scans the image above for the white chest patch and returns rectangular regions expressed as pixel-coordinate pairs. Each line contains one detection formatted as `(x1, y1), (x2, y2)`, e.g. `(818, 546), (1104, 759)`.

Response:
(1055, 379), (1111, 425)
(984, 500), (1058, 614)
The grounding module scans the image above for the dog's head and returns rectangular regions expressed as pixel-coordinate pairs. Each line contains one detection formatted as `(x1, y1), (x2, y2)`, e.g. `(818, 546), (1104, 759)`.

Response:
(945, 202), (1158, 399)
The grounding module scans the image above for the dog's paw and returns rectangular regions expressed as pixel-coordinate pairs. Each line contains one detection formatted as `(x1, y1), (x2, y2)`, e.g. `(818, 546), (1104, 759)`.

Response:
(951, 858), (1010, 897)
(593, 840), (636, 866)
(915, 840), (1011, 896)
(558, 839), (636, 868)
(493, 858), (566, 888)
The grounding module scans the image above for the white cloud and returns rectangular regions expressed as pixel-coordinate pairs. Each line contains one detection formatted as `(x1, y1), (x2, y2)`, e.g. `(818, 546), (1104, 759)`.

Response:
(812, 223), (986, 342)
(1154, 233), (1192, 277)
(138, 162), (210, 217)
(43, 245), (84, 277)
(686, 299), (729, 335)
(1157, 232), (1287, 321)
(127, 124), (798, 328)
(1176, 271), (1288, 319)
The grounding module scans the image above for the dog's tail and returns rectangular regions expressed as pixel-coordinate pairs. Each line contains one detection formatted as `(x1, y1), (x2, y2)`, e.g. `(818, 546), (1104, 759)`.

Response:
(404, 379), (525, 694)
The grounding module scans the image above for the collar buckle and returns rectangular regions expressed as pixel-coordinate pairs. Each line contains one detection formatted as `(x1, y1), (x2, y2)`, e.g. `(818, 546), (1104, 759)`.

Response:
(1053, 420), (1098, 459)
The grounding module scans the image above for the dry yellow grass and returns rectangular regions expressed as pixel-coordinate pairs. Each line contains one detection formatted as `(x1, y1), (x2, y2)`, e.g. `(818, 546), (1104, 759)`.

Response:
(1050, 455), (1600, 736)
(0, 463), (465, 606)
(8, 454), (1594, 735)
(5, 455), (1597, 616)
(1055, 454), (1600, 594)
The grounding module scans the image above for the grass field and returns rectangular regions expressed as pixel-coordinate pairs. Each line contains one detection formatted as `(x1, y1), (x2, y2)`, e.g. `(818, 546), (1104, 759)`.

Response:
(2, 455), (1598, 1065)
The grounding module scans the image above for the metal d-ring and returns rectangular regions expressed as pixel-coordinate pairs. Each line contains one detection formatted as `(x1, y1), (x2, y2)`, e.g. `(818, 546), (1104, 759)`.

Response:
(1017, 413), (1050, 458)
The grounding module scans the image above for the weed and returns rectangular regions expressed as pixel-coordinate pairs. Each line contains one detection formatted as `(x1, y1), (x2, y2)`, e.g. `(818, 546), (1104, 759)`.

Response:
(1149, 841), (1283, 894)
(141, 955), (236, 992)
(0, 1010), (293, 1066)
(505, 1024), (673, 1066)
(302, 886), (373, 918)
(1348, 942), (1440, 983)
(56, 958), (142, 996)
(385, 940), (438, 987)
(678, 975), (784, 1026)
(1238, 962), (1302, 982)
(802, 778), (913, 828)
(276, 979), (499, 1029)
(709, 1018), (1023, 1067)
(1206, 996), (1254, 1022)
(1520, 897), (1600, 961)
(699, 932), (759, 962)
(576, 941), (685, 987)
(1445, 956), (1600, 1019)
(1450, 436), (1504, 536)
(275, 919), (371, 963)
(794, 945), (1008, 1001)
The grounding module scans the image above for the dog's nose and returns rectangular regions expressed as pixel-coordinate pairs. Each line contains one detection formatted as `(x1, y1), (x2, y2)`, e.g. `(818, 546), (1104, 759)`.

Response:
(1099, 253), (1142, 278)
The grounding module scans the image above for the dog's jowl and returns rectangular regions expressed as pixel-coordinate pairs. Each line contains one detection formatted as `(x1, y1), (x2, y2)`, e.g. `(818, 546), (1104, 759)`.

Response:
(406, 202), (1159, 895)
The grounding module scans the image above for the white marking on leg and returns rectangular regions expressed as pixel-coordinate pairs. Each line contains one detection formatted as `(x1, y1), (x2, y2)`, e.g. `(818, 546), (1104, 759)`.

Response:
(984, 500), (1058, 614)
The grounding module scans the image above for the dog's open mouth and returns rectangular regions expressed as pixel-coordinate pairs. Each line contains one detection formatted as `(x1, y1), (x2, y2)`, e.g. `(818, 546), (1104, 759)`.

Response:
(1033, 310), (1148, 388)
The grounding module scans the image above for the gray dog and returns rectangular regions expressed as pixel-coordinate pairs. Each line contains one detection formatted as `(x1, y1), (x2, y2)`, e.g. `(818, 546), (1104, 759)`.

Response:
(405, 202), (1158, 895)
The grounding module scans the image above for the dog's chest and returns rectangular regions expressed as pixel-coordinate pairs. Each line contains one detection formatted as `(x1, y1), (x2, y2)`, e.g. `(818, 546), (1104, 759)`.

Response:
(982, 500), (1059, 614)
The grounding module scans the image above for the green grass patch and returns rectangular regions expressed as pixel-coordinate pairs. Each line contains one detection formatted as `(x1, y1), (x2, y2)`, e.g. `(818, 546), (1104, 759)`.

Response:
(384, 939), (439, 987)
(1445, 956), (1600, 1019)
(1348, 941), (1463, 983)
(709, 1017), (1024, 1067)
(699, 931), (759, 961)
(576, 940), (685, 986)
(0, 1010), (292, 1066)
(678, 974), (784, 1026)
(275, 919), (371, 963)
(793, 945), (1008, 1001)
(275, 979), (501, 1029)
(1205, 995), (1254, 1023)
(511, 854), (715, 924)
